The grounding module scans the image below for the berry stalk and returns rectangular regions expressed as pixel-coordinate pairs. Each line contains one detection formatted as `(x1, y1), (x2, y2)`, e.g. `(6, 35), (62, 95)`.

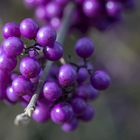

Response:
(14, 3), (75, 125)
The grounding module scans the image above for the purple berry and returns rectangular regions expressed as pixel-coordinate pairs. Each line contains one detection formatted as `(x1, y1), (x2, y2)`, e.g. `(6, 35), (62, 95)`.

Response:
(36, 26), (56, 47)
(12, 76), (33, 96)
(3, 37), (24, 57)
(20, 57), (41, 78)
(6, 86), (19, 103)
(32, 105), (50, 123)
(0, 53), (17, 71)
(43, 41), (63, 61)
(91, 70), (111, 90)
(2, 22), (20, 39)
(58, 64), (76, 87)
(20, 18), (39, 39)
(43, 82), (62, 101)
(75, 37), (95, 58)
(51, 103), (74, 124)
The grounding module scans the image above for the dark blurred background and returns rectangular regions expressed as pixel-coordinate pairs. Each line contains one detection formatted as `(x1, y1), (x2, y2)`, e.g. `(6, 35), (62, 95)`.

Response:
(0, 0), (140, 140)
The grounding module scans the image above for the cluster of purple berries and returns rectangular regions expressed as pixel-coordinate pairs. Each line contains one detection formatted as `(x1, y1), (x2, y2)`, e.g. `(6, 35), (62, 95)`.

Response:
(0, 18), (63, 102)
(0, 18), (111, 132)
(32, 37), (111, 132)
(24, 0), (135, 32)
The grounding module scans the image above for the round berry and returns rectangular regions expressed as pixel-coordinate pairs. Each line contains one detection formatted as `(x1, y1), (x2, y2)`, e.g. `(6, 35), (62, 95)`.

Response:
(12, 76), (33, 96)
(51, 103), (74, 124)
(0, 54), (17, 71)
(6, 86), (19, 103)
(43, 82), (62, 101)
(58, 64), (76, 87)
(36, 26), (56, 47)
(20, 18), (39, 39)
(75, 37), (95, 58)
(20, 57), (41, 78)
(3, 37), (24, 57)
(32, 105), (50, 123)
(91, 70), (111, 90)
(2, 22), (20, 39)
(43, 41), (63, 61)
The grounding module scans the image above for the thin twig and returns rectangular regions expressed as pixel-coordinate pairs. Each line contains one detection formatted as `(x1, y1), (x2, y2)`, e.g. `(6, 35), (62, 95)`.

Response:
(14, 3), (75, 126)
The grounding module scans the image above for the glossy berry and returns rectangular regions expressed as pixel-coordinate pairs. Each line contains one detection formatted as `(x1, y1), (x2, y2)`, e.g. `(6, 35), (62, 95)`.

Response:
(20, 57), (41, 78)
(75, 37), (95, 58)
(43, 82), (62, 101)
(3, 37), (24, 57)
(20, 18), (39, 39)
(2, 22), (20, 39)
(43, 41), (63, 61)
(91, 70), (111, 90)
(36, 26), (56, 47)
(58, 64), (76, 87)
(51, 103), (74, 124)
(0, 54), (17, 71)
(6, 86), (19, 103)
(32, 105), (50, 123)
(12, 76), (33, 96)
